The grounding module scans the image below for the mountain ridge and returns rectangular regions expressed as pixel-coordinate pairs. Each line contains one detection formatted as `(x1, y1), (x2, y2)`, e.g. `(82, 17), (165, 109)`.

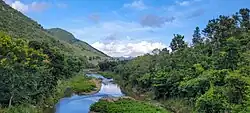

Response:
(47, 28), (109, 58)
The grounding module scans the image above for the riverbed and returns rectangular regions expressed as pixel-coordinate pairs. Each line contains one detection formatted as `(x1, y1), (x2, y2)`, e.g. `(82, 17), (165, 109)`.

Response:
(55, 73), (124, 113)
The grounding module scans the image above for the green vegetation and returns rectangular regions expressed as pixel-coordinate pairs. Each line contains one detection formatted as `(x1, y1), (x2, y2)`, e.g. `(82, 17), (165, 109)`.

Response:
(98, 71), (117, 79)
(98, 8), (250, 113)
(0, 74), (99, 113)
(0, 33), (52, 106)
(0, 104), (43, 113)
(0, 32), (85, 112)
(90, 98), (170, 113)
(67, 75), (98, 93)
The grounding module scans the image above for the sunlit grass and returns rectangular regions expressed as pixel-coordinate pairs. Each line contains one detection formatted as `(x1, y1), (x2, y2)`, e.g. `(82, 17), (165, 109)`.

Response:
(90, 98), (170, 113)
(68, 75), (97, 93)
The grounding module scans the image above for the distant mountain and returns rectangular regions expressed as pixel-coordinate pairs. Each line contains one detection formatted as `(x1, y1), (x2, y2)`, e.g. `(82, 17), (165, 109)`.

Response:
(0, 1), (109, 60)
(47, 28), (109, 58)
(114, 56), (134, 61)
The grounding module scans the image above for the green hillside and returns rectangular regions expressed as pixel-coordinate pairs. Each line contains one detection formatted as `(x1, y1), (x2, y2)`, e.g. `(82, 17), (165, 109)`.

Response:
(47, 28), (109, 58)
(0, 0), (108, 60)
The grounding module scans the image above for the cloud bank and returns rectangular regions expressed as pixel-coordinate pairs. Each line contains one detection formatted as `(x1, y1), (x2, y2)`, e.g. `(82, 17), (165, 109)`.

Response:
(92, 41), (167, 57)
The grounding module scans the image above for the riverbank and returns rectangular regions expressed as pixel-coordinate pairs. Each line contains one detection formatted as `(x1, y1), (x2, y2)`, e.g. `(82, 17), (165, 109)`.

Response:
(0, 74), (102, 113)
(67, 75), (101, 95)
(77, 78), (102, 95)
(90, 96), (170, 113)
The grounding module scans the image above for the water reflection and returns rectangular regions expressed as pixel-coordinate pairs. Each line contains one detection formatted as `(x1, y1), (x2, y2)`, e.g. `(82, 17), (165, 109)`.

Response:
(55, 74), (124, 113)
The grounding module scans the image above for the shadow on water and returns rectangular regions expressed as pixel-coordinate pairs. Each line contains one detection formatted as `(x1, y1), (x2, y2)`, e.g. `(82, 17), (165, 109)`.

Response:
(55, 73), (124, 113)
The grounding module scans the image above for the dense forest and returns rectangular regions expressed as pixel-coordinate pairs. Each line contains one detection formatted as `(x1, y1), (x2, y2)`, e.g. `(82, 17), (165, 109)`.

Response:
(99, 8), (250, 113)
(0, 31), (88, 111)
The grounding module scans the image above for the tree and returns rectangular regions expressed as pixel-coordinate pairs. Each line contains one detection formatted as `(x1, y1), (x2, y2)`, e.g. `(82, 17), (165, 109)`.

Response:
(0, 32), (52, 106)
(161, 48), (170, 53)
(202, 15), (237, 48)
(170, 34), (187, 52)
(192, 27), (203, 45)
(239, 8), (250, 30)
(152, 48), (160, 55)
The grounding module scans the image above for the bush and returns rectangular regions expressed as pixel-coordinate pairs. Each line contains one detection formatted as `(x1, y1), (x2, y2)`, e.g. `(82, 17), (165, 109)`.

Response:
(195, 85), (230, 113)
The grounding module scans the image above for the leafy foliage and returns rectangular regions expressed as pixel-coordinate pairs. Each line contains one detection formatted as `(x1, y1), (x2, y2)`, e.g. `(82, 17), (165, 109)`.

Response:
(0, 32), (88, 110)
(170, 34), (187, 51)
(0, 33), (50, 105)
(90, 98), (170, 113)
(192, 27), (203, 45)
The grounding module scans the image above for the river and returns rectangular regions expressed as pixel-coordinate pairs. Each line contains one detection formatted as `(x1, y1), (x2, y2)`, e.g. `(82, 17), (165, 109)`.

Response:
(55, 73), (124, 113)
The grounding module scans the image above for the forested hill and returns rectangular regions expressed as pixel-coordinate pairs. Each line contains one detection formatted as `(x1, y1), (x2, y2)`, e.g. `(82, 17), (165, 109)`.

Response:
(47, 28), (109, 58)
(0, 0), (109, 60)
(0, 0), (110, 112)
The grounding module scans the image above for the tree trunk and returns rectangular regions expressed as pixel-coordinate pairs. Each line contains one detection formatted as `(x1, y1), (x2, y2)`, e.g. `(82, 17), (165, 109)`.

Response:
(8, 94), (13, 108)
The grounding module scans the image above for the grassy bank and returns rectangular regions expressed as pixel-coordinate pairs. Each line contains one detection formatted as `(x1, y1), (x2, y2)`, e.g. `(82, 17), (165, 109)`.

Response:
(68, 75), (99, 93)
(69, 75), (101, 95)
(0, 74), (101, 113)
(90, 97), (170, 113)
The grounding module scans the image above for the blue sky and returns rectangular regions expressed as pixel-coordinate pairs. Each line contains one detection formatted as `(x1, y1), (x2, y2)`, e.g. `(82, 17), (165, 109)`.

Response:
(3, 0), (250, 57)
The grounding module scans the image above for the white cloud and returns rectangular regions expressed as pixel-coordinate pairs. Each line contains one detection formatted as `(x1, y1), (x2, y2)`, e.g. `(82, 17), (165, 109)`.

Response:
(176, 1), (191, 6)
(175, 0), (203, 7)
(165, 0), (203, 12)
(92, 41), (167, 57)
(123, 0), (147, 10)
(3, 0), (49, 13)
(3, 0), (13, 5)
(30, 2), (49, 12)
(10, 1), (28, 12)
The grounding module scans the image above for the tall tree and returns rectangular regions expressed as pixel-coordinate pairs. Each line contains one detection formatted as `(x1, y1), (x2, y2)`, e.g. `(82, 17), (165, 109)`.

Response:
(239, 8), (250, 30)
(170, 34), (187, 52)
(192, 27), (203, 45)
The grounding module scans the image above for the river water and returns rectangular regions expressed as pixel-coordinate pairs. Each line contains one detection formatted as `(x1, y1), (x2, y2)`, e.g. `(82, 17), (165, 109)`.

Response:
(55, 73), (124, 113)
